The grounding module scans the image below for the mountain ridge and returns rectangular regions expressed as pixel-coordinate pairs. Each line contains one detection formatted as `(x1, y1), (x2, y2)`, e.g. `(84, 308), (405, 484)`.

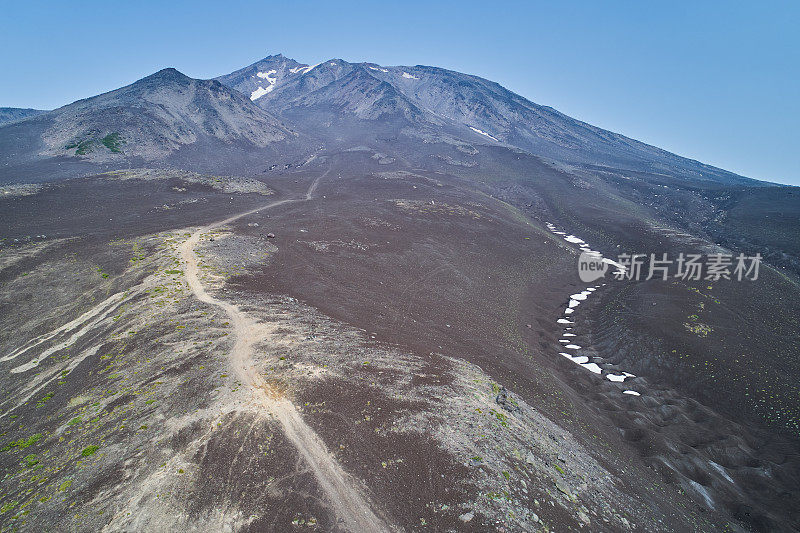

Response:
(216, 54), (760, 185)
(0, 54), (772, 187)
(0, 107), (47, 127)
(0, 67), (295, 168)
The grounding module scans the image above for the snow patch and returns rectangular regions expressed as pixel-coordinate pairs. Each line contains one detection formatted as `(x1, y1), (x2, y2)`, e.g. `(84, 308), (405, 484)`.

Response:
(402, 71), (419, 79)
(623, 390), (641, 396)
(469, 127), (499, 142)
(250, 85), (274, 100)
(250, 69), (278, 101)
(560, 353), (589, 364)
(256, 70), (277, 82)
(581, 363), (602, 374)
(369, 66), (389, 73)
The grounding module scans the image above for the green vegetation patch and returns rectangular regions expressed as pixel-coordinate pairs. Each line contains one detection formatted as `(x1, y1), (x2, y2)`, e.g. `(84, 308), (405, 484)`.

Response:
(66, 132), (124, 155)
(1, 433), (43, 451)
(74, 139), (96, 155)
(36, 390), (54, 408)
(489, 408), (509, 427)
(81, 445), (99, 457)
(101, 132), (124, 153)
(0, 501), (18, 514)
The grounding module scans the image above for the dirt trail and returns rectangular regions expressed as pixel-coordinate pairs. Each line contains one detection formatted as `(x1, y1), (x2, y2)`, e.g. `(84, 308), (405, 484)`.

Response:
(178, 170), (388, 532)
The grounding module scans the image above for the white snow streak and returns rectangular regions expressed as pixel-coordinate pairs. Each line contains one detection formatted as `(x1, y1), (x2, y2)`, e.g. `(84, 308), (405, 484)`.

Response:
(250, 86), (274, 100)
(469, 126), (499, 142)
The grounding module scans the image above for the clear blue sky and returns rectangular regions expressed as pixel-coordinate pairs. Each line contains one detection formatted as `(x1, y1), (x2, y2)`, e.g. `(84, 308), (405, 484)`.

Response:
(1, 1), (798, 184)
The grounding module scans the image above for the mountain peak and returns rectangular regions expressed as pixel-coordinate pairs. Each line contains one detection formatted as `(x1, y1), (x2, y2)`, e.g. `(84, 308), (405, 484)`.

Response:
(32, 67), (291, 162)
(257, 53), (300, 65)
(140, 67), (193, 85)
(321, 58), (351, 68)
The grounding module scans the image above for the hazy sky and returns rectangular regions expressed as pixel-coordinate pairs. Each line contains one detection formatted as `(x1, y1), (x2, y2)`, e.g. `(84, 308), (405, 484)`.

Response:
(1, 1), (797, 184)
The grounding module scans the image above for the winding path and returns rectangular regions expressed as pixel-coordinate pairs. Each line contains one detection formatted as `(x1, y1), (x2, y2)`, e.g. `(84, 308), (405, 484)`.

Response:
(178, 169), (388, 532)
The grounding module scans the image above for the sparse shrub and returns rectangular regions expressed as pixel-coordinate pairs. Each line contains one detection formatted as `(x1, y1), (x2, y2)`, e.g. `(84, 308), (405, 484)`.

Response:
(101, 132), (124, 153)
(1, 433), (42, 451)
(81, 445), (99, 457)
(75, 139), (95, 155)
(0, 501), (18, 514)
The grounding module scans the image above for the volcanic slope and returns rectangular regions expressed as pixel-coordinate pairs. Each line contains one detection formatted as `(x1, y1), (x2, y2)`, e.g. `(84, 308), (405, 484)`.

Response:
(226, 150), (800, 531)
(0, 156), (755, 532)
(0, 54), (799, 532)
